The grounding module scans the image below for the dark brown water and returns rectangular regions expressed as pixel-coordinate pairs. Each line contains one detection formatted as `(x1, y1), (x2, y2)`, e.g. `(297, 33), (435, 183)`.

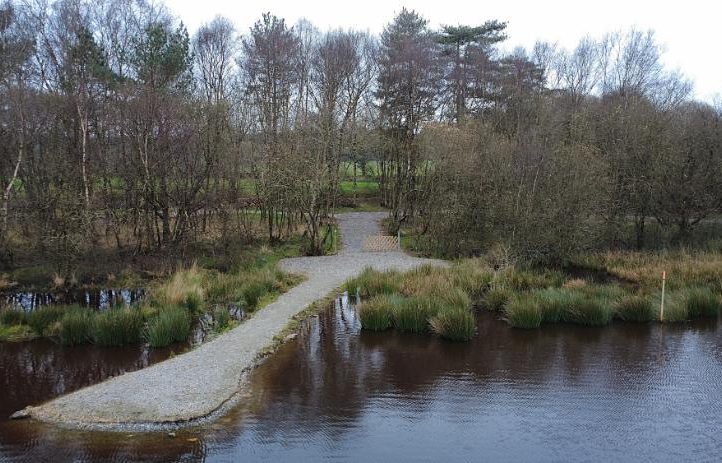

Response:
(0, 341), (178, 448)
(3, 288), (145, 311)
(1, 295), (722, 462)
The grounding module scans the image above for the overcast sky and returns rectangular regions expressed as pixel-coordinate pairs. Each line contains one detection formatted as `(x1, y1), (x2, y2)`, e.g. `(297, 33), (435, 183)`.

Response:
(167, 0), (720, 102)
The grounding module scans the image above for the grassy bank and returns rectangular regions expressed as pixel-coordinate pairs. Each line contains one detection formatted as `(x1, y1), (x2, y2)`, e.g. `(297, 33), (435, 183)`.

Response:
(0, 247), (304, 346)
(345, 251), (722, 339)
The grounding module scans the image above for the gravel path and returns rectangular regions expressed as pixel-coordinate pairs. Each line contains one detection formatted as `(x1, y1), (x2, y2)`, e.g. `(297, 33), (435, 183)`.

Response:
(22, 212), (444, 430)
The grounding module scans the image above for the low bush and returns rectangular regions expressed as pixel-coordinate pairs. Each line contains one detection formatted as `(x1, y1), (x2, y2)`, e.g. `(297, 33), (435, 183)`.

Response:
(145, 306), (192, 347)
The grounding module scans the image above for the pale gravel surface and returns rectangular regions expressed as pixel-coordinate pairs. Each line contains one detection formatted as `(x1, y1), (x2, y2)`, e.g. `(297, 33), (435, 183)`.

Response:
(23, 212), (444, 430)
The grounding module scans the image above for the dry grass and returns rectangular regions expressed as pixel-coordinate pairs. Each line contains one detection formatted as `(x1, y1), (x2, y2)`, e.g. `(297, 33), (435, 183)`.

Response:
(154, 263), (205, 308)
(585, 250), (722, 292)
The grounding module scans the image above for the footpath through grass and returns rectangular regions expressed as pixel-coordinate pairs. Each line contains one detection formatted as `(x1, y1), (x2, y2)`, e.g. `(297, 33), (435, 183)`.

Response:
(345, 250), (722, 339)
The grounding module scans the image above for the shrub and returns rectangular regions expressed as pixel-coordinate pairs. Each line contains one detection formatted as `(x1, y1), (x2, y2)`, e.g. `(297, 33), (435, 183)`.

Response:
(484, 286), (511, 312)
(614, 294), (656, 322)
(145, 306), (191, 347)
(28, 305), (67, 335)
(59, 308), (93, 346)
(683, 287), (720, 319)
(504, 295), (542, 329)
(0, 307), (27, 326)
(93, 308), (144, 346)
(358, 294), (399, 331)
(430, 308), (476, 341)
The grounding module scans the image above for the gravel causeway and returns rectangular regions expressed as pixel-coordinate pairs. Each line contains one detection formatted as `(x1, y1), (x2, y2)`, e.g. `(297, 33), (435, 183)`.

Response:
(22, 212), (444, 430)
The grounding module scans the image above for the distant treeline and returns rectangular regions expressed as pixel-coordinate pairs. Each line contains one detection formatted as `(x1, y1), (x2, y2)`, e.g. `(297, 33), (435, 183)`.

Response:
(0, 1), (720, 268)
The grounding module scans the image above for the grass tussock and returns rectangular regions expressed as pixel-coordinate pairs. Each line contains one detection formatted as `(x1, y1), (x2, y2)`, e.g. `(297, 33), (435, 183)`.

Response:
(614, 294), (656, 322)
(484, 286), (511, 312)
(682, 287), (721, 318)
(345, 267), (402, 297)
(154, 263), (205, 309)
(358, 294), (397, 331)
(0, 324), (36, 341)
(28, 305), (67, 336)
(504, 294), (543, 328)
(661, 294), (688, 323)
(59, 308), (94, 346)
(0, 307), (28, 326)
(429, 308), (475, 341)
(93, 308), (144, 346)
(351, 264), (476, 340)
(144, 306), (192, 347)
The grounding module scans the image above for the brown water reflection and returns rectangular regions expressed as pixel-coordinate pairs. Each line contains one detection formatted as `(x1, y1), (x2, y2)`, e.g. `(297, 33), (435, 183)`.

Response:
(1, 294), (721, 462)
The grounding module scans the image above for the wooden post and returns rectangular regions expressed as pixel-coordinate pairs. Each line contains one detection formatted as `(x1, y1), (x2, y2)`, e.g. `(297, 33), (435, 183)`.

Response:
(397, 229), (402, 250)
(659, 271), (667, 322)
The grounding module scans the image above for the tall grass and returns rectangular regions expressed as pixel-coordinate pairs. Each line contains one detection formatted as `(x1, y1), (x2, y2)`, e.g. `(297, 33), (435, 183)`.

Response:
(392, 296), (436, 333)
(93, 308), (144, 346)
(358, 294), (398, 331)
(429, 308), (476, 341)
(28, 305), (67, 335)
(155, 264), (205, 308)
(213, 306), (231, 331)
(683, 287), (721, 318)
(59, 308), (93, 346)
(614, 294), (656, 322)
(662, 294), (688, 323)
(562, 295), (614, 326)
(535, 288), (570, 323)
(345, 268), (401, 297)
(0, 307), (28, 326)
(145, 306), (192, 347)
(484, 286), (511, 312)
(449, 260), (494, 298)
(504, 295), (543, 328)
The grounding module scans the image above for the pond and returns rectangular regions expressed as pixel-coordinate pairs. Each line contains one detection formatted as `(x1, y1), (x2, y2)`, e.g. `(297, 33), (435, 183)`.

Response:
(1, 294), (721, 462)
(3, 289), (145, 311)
